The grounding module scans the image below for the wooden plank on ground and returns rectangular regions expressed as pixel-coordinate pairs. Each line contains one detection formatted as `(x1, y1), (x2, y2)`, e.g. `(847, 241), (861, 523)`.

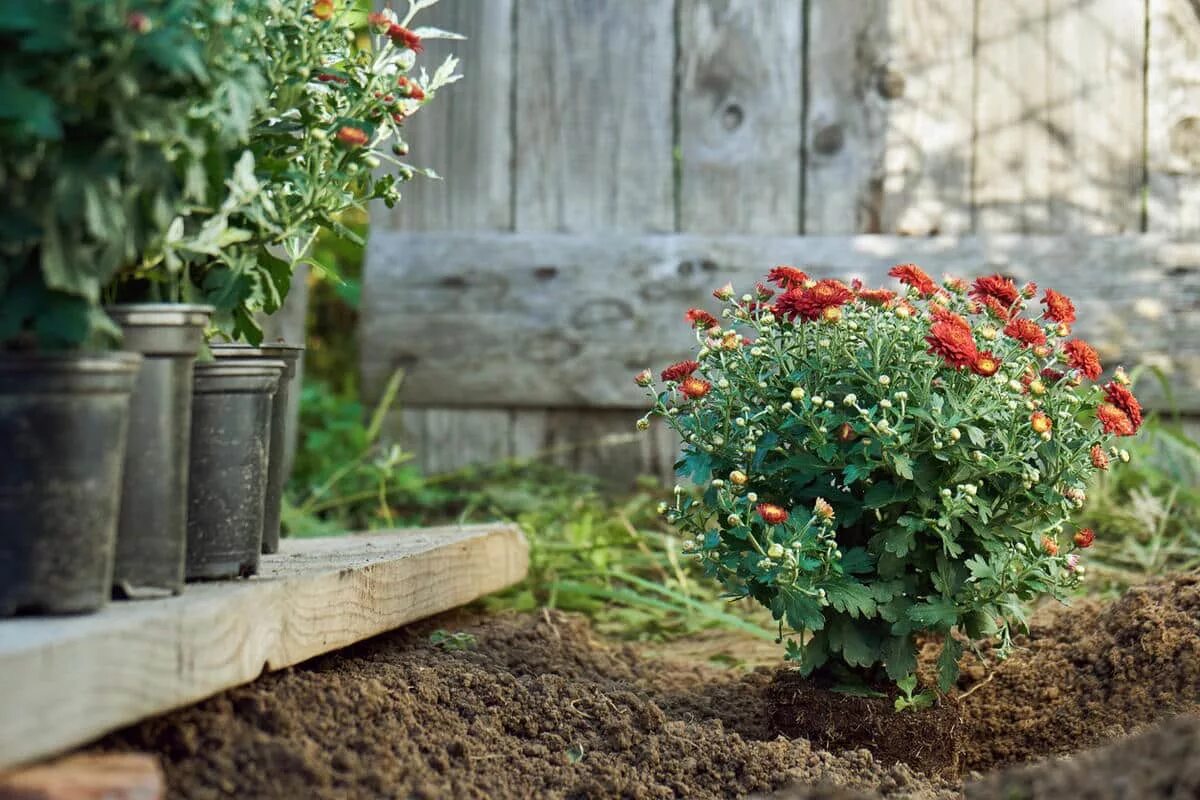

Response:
(375, 0), (515, 231)
(1147, 0), (1200, 235)
(512, 0), (675, 233)
(361, 231), (1200, 411)
(0, 524), (529, 771)
(803, 0), (887, 233)
(0, 753), (164, 800)
(878, 0), (975, 235)
(677, 0), (803, 234)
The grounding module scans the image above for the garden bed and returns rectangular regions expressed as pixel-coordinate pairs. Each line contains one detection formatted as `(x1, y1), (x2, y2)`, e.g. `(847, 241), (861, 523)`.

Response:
(94, 573), (1200, 799)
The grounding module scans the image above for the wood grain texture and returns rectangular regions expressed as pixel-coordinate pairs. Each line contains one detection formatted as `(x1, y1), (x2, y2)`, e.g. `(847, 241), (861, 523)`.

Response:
(677, 0), (803, 234)
(803, 0), (887, 233)
(362, 231), (1200, 411)
(0, 524), (529, 770)
(388, 407), (678, 487)
(1045, 0), (1146, 233)
(973, 0), (1054, 232)
(513, 0), (675, 232)
(974, 0), (1146, 233)
(878, 0), (975, 235)
(377, 0), (515, 231)
(1147, 0), (1200, 235)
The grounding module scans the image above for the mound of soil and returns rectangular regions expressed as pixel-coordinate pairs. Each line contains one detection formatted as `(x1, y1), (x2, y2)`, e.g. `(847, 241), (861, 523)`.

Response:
(954, 573), (1200, 772)
(966, 714), (1200, 800)
(97, 575), (1200, 799)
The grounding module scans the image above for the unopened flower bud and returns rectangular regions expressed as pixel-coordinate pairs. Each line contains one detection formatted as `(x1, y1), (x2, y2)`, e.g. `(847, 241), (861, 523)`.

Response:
(747, 492), (758, 503)
(949, 428), (961, 441)
(635, 417), (650, 431)
(767, 543), (784, 559)
(729, 470), (748, 485)
(790, 387), (805, 401)
(878, 375), (891, 386)
(843, 393), (858, 406)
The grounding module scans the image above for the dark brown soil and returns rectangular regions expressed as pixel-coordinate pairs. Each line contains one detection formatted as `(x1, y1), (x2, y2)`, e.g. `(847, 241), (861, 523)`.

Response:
(767, 671), (962, 776)
(97, 574), (1200, 799)
(954, 572), (1200, 772)
(965, 714), (1200, 800)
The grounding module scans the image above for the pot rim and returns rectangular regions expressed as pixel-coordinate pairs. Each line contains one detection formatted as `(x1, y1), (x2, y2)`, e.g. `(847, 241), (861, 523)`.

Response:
(209, 342), (305, 356)
(0, 350), (142, 373)
(194, 358), (288, 376)
(106, 303), (214, 327)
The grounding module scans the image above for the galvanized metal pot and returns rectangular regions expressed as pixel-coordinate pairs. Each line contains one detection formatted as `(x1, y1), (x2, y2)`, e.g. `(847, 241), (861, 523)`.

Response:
(209, 343), (304, 554)
(185, 359), (284, 581)
(0, 352), (141, 615)
(107, 304), (212, 598)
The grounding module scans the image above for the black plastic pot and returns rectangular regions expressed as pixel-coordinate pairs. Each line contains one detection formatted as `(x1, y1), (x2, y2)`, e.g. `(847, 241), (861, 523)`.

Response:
(107, 304), (212, 598)
(185, 359), (284, 581)
(0, 352), (141, 616)
(209, 343), (304, 554)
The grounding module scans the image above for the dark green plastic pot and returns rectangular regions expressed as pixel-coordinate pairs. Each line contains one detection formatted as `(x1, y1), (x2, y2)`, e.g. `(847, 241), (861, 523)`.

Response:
(0, 352), (141, 616)
(107, 304), (212, 598)
(209, 343), (304, 554)
(185, 359), (284, 581)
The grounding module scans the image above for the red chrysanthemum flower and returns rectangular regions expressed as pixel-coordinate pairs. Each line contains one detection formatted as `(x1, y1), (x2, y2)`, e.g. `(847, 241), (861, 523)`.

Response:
(931, 306), (971, 332)
(681, 377), (711, 399)
(713, 283), (735, 300)
(888, 263), (937, 296)
(1041, 289), (1077, 325)
(978, 295), (1012, 321)
(944, 276), (969, 293)
(972, 350), (1001, 377)
(127, 11), (151, 32)
(387, 23), (424, 52)
(1041, 368), (1065, 383)
(857, 288), (896, 307)
(754, 282), (776, 300)
(1090, 444), (1109, 470)
(684, 308), (719, 329)
(1074, 528), (1095, 548)
(766, 266), (809, 289)
(970, 274), (1021, 308)
(367, 10), (391, 30)
(396, 75), (426, 100)
(1021, 281), (1038, 299)
(1103, 381), (1142, 432)
(926, 320), (978, 369)
(335, 125), (369, 147)
(757, 503), (789, 525)
(774, 280), (853, 322)
(660, 360), (699, 382)
(1063, 339), (1102, 380)
(1097, 404), (1136, 436)
(1042, 536), (1060, 556)
(1003, 317), (1047, 348)
(1031, 411), (1053, 433)
(312, 0), (334, 20)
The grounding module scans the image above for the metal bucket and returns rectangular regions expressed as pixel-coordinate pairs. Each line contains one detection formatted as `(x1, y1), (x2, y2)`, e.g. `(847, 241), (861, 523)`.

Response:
(209, 343), (304, 554)
(185, 359), (284, 581)
(0, 352), (141, 615)
(107, 304), (212, 597)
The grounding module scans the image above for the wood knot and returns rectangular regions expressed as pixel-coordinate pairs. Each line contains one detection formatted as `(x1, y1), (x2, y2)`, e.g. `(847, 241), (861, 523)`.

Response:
(812, 124), (844, 155)
(721, 102), (744, 131)
(877, 67), (906, 99)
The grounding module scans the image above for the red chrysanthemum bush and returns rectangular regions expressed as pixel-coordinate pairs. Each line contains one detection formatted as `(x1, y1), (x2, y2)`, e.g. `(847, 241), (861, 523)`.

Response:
(639, 266), (1141, 691)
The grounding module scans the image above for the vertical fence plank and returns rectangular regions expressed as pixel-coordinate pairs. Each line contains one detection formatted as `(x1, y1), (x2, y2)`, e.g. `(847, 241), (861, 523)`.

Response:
(1147, 0), (1200, 235)
(803, 0), (887, 233)
(365, 0), (519, 476)
(513, 0), (676, 233)
(973, 0), (1054, 232)
(975, 0), (1147, 234)
(678, 0), (804, 234)
(1045, 0), (1146, 233)
(878, 0), (975, 235)
(379, 0), (515, 231)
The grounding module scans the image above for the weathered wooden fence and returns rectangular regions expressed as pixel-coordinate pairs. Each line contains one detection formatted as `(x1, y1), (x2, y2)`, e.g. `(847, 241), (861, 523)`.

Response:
(362, 0), (1200, 485)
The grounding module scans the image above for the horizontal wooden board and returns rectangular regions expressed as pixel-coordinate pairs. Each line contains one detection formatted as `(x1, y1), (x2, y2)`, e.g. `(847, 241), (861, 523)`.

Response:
(0, 524), (528, 770)
(361, 232), (1200, 411)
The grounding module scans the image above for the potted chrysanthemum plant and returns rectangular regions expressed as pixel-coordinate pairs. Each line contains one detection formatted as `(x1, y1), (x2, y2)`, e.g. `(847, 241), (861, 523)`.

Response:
(638, 263), (1140, 704)
(0, 0), (285, 612)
